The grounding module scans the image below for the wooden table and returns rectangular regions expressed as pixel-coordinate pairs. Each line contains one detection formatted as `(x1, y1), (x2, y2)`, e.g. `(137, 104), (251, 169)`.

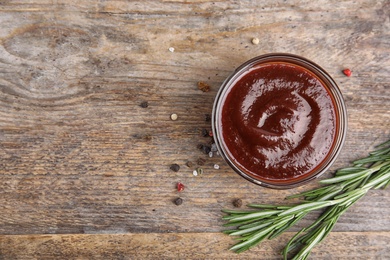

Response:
(0, 1), (389, 259)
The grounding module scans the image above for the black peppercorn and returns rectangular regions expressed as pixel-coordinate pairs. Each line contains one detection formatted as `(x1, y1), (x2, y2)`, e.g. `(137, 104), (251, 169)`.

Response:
(201, 129), (209, 137)
(202, 145), (211, 154)
(197, 143), (204, 150)
(233, 198), (243, 208)
(140, 101), (148, 108)
(170, 163), (180, 172)
(174, 197), (183, 205)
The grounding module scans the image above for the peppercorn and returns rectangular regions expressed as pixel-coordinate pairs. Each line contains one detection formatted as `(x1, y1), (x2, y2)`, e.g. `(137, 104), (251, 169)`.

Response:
(186, 161), (193, 168)
(177, 182), (185, 192)
(342, 69), (352, 77)
(170, 163), (180, 172)
(251, 37), (260, 45)
(205, 114), (211, 122)
(202, 145), (211, 154)
(197, 158), (206, 166)
(233, 198), (243, 208)
(174, 197), (183, 205)
(201, 129), (209, 137)
(140, 101), (148, 108)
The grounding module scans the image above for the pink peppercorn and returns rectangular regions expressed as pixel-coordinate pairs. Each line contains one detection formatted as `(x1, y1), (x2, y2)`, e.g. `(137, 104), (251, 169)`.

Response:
(342, 69), (352, 77)
(177, 182), (185, 192)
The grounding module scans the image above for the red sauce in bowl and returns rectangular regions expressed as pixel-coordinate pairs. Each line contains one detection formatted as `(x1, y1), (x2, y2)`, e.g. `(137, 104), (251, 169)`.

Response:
(212, 54), (347, 188)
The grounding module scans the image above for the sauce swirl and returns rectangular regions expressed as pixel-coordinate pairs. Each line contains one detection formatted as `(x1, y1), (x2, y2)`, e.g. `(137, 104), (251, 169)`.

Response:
(220, 62), (337, 182)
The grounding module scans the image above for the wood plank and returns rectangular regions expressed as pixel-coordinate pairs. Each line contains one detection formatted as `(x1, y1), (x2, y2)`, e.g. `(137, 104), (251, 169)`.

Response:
(0, 173), (390, 235)
(1, 232), (389, 259)
(0, 0), (389, 258)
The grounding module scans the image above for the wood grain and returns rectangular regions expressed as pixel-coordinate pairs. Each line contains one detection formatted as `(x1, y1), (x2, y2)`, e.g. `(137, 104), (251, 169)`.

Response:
(1, 232), (390, 259)
(0, 0), (389, 258)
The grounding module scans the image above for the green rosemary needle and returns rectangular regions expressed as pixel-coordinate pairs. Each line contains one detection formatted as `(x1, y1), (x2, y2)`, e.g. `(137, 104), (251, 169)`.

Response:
(222, 139), (390, 259)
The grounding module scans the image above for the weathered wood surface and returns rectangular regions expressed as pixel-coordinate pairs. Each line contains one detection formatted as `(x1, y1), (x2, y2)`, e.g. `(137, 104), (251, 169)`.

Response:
(1, 232), (390, 259)
(0, 0), (389, 259)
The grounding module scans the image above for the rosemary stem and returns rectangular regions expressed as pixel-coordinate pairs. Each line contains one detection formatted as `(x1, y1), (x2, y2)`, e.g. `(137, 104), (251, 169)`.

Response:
(222, 139), (390, 258)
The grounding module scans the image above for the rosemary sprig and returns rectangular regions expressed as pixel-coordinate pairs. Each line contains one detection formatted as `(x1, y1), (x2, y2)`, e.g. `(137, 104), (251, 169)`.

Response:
(222, 139), (390, 259)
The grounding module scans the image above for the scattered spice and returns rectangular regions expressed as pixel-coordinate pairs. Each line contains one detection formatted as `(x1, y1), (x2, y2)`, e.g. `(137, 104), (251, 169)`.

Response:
(214, 164), (220, 170)
(342, 68), (352, 77)
(205, 114), (211, 122)
(174, 197), (183, 205)
(197, 158), (206, 166)
(233, 198), (243, 208)
(202, 145), (211, 154)
(177, 182), (185, 192)
(193, 170), (198, 176)
(198, 81), (211, 92)
(201, 129), (209, 137)
(209, 151), (213, 158)
(211, 143), (218, 152)
(170, 113), (178, 121)
(251, 37), (260, 45)
(170, 163), (180, 172)
(209, 130), (213, 137)
(140, 101), (148, 108)
(197, 143), (204, 150)
(186, 161), (193, 168)
(169, 47), (175, 52)
(197, 167), (204, 175)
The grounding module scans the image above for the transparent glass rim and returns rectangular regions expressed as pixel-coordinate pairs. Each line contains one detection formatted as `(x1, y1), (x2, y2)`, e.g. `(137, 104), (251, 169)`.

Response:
(212, 53), (347, 189)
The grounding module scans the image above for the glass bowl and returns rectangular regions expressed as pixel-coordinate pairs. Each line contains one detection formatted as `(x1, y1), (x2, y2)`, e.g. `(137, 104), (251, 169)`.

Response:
(212, 53), (347, 189)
